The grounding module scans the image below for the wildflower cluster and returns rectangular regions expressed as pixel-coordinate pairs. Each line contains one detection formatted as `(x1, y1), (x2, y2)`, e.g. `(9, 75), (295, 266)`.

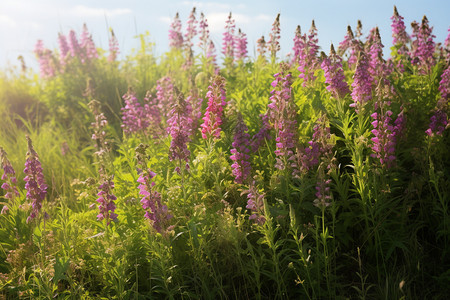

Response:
(24, 136), (48, 223)
(320, 44), (350, 99)
(410, 16), (436, 73)
(169, 13), (184, 50)
(135, 144), (172, 233)
(426, 65), (450, 136)
(297, 20), (320, 86)
(267, 14), (281, 59)
(230, 115), (252, 184)
(222, 13), (236, 61)
(391, 6), (410, 56)
(350, 51), (373, 111)
(201, 75), (227, 139)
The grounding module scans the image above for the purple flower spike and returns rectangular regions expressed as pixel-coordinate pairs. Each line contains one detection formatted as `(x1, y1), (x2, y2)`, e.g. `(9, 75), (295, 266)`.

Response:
(169, 12), (184, 50)
(96, 177), (118, 224)
(121, 90), (147, 135)
(24, 136), (48, 223)
(391, 6), (410, 56)
(321, 44), (350, 99)
(350, 51), (373, 111)
(234, 28), (248, 61)
(268, 14), (281, 59)
(201, 75), (227, 139)
(230, 115), (252, 184)
(410, 16), (436, 73)
(297, 20), (320, 87)
(108, 29), (119, 62)
(1, 147), (20, 201)
(222, 12), (236, 61)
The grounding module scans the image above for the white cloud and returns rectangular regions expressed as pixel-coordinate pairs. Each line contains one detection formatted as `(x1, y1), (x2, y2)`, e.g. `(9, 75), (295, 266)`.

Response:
(0, 15), (17, 28)
(159, 16), (172, 24)
(72, 5), (132, 18)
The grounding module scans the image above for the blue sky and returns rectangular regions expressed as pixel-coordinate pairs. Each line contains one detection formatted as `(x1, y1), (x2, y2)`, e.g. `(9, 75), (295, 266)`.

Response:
(1, 0), (449, 69)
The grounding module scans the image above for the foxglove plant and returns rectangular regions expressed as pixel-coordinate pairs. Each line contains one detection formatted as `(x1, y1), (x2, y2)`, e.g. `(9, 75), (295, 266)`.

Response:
(169, 12), (184, 50)
(1, 147), (20, 202)
(135, 144), (172, 232)
(391, 6), (410, 56)
(267, 63), (298, 170)
(257, 35), (266, 58)
(244, 180), (266, 225)
(80, 23), (98, 62)
(108, 29), (119, 62)
(184, 7), (197, 49)
(143, 91), (163, 138)
(156, 76), (175, 118)
(24, 136), (48, 223)
(426, 65), (449, 136)
(320, 44), (350, 99)
(121, 90), (147, 135)
(370, 102), (405, 168)
(350, 51), (373, 111)
(34, 40), (56, 78)
(89, 100), (118, 224)
(187, 94), (204, 135)
(291, 25), (303, 65)
(234, 28), (248, 61)
(198, 13), (217, 66)
(167, 94), (193, 173)
(338, 26), (360, 69)
(222, 12), (236, 61)
(57, 33), (70, 67)
(251, 114), (272, 152)
(297, 20), (320, 87)
(267, 14), (281, 60)
(367, 27), (393, 85)
(67, 30), (81, 58)
(410, 16), (436, 73)
(230, 115), (252, 184)
(201, 75), (227, 139)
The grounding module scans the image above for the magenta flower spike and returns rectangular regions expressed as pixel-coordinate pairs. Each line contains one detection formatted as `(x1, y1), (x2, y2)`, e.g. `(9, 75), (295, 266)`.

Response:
(350, 51), (373, 111)
(222, 12), (236, 61)
(251, 114), (272, 152)
(121, 90), (147, 135)
(80, 23), (98, 62)
(156, 76), (175, 118)
(297, 20), (320, 87)
(426, 65), (450, 136)
(143, 91), (163, 138)
(1, 147), (20, 202)
(391, 6), (410, 56)
(201, 75), (227, 139)
(57, 33), (70, 67)
(184, 7), (197, 49)
(244, 181), (266, 225)
(268, 13), (281, 59)
(67, 30), (81, 58)
(367, 27), (392, 84)
(230, 115), (252, 184)
(410, 16), (436, 73)
(96, 176), (118, 224)
(167, 94), (193, 171)
(34, 40), (56, 78)
(234, 28), (248, 61)
(267, 64), (298, 170)
(108, 29), (119, 62)
(169, 12), (184, 50)
(320, 44), (350, 99)
(24, 136), (48, 223)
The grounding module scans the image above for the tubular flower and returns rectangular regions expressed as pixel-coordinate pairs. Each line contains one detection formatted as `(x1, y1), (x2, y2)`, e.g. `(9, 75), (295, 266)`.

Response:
(24, 136), (48, 223)
(230, 115), (252, 184)
(222, 12), (236, 61)
(391, 6), (410, 55)
(121, 90), (147, 135)
(169, 12), (184, 49)
(167, 94), (193, 172)
(1, 147), (20, 201)
(96, 176), (118, 224)
(80, 23), (98, 62)
(320, 44), (350, 99)
(156, 76), (175, 118)
(257, 35), (266, 58)
(370, 103), (405, 168)
(267, 14), (281, 59)
(267, 64), (298, 170)
(251, 114), (272, 152)
(350, 51), (373, 111)
(198, 12), (216, 64)
(57, 33), (70, 67)
(426, 65), (450, 136)
(338, 25), (359, 69)
(201, 75), (227, 139)
(184, 7), (197, 49)
(135, 144), (172, 233)
(234, 28), (248, 61)
(291, 25), (303, 65)
(297, 20), (320, 87)
(367, 27), (393, 85)
(108, 29), (119, 62)
(67, 30), (81, 58)
(244, 181), (266, 225)
(34, 40), (56, 78)
(410, 16), (436, 73)
(143, 91), (163, 138)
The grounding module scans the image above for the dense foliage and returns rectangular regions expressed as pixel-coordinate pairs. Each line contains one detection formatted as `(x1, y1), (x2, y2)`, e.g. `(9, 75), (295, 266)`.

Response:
(1, 6), (449, 299)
